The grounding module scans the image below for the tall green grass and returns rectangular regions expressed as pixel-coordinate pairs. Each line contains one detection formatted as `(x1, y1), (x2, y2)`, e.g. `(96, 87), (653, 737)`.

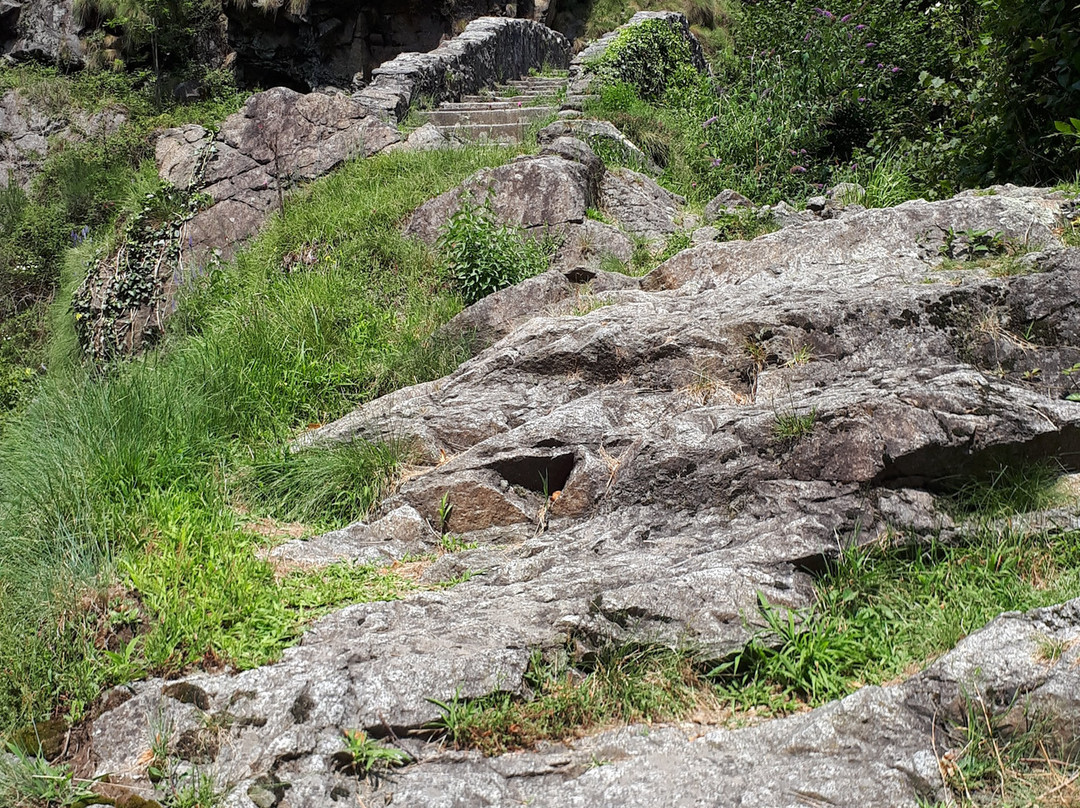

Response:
(0, 145), (516, 731)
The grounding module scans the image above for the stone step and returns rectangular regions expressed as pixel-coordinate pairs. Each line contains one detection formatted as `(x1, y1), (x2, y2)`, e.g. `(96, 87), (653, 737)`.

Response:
(426, 106), (554, 127)
(435, 121), (536, 142)
(508, 77), (567, 86)
(462, 90), (554, 101)
(437, 100), (558, 112)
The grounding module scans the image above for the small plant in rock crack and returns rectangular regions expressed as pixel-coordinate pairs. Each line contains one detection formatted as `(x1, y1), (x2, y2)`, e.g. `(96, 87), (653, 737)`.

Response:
(437, 492), (454, 535)
(784, 341), (814, 367)
(937, 696), (1080, 806)
(1063, 362), (1080, 401)
(439, 534), (477, 553)
(772, 407), (817, 442)
(425, 690), (481, 746)
(338, 730), (410, 778)
(437, 195), (554, 305)
(710, 594), (862, 705)
(939, 227), (1008, 261)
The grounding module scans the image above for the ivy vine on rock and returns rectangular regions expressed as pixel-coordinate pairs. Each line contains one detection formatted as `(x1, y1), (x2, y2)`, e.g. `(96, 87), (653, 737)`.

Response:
(74, 143), (214, 362)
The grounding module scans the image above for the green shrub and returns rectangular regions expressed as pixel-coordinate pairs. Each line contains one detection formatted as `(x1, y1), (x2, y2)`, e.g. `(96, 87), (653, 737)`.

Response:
(592, 17), (699, 101)
(438, 196), (554, 305)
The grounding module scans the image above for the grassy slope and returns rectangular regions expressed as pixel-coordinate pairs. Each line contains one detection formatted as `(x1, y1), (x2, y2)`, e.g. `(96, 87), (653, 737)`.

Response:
(0, 145), (517, 730)
(0, 9), (1078, 800)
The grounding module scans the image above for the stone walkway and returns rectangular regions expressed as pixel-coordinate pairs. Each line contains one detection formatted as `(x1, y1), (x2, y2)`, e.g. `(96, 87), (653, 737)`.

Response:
(420, 74), (570, 142)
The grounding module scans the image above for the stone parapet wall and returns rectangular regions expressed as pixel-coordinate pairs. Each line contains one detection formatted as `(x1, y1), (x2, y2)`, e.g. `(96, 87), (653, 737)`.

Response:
(357, 16), (571, 123)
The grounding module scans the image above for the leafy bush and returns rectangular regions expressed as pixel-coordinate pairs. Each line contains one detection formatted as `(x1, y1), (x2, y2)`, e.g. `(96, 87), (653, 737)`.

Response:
(592, 17), (699, 101)
(437, 196), (554, 305)
(584, 0), (1080, 208)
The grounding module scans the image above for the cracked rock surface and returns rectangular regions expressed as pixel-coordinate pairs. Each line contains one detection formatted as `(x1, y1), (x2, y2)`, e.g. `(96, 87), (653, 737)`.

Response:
(85, 188), (1080, 806)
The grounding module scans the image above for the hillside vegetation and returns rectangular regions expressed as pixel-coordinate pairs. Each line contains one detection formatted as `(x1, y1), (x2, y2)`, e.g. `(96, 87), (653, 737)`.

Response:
(0, 0), (1077, 794)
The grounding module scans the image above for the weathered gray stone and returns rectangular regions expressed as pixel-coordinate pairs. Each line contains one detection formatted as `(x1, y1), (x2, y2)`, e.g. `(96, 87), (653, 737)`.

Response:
(403, 121), (454, 151)
(367, 596), (1080, 807)
(550, 218), (635, 275)
(405, 154), (597, 244)
(0, 88), (125, 188)
(85, 190), (1080, 806)
(647, 192), (1067, 291)
(828, 181), (866, 204)
(538, 135), (604, 187)
(1, 0), (82, 65)
(267, 505), (430, 567)
(538, 118), (660, 174)
(437, 265), (639, 356)
(600, 167), (685, 239)
(703, 188), (754, 222)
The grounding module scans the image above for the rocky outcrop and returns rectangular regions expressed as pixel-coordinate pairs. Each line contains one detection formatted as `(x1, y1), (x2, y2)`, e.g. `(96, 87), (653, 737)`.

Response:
(0, 0), (82, 65)
(404, 136), (685, 256)
(0, 88), (126, 188)
(348, 597), (1080, 807)
(74, 87), (400, 359)
(357, 16), (570, 123)
(76, 17), (575, 360)
(167, 87), (401, 260)
(538, 117), (661, 174)
(83, 187), (1080, 804)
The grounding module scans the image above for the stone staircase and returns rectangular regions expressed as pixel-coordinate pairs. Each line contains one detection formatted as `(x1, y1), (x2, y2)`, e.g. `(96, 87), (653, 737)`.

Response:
(422, 74), (570, 143)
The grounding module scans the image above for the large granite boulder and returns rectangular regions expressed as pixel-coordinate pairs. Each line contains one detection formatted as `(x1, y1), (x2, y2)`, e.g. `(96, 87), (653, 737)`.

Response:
(82, 188), (1080, 805)
(405, 136), (685, 247)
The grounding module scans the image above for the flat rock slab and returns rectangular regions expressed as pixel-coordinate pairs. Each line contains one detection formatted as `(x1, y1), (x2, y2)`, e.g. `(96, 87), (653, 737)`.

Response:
(85, 190), (1080, 806)
(361, 597), (1080, 808)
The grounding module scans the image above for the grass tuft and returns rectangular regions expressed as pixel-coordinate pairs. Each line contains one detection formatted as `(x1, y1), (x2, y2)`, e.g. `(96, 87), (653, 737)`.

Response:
(426, 645), (716, 755)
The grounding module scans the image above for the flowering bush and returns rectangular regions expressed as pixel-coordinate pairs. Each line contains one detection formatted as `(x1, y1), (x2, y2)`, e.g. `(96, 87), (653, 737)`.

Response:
(586, 0), (1079, 207)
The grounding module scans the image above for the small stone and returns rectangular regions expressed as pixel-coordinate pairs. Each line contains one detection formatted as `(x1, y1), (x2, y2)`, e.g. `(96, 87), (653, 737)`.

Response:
(247, 784), (278, 808)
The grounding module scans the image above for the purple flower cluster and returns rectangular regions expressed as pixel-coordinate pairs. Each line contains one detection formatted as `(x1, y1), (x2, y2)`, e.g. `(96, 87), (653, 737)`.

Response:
(70, 225), (90, 247)
(790, 165), (807, 174)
